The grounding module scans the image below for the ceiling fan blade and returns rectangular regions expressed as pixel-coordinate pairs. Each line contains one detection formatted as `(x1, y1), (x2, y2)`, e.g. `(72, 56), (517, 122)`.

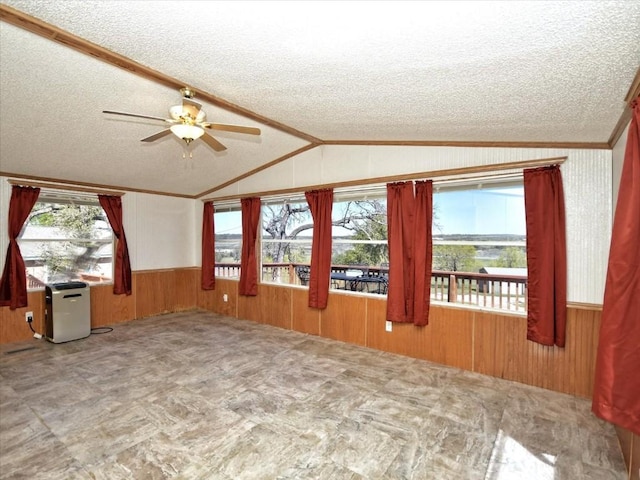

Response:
(182, 98), (202, 119)
(203, 123), (261, 135)
(201, 133), (227, 152)
(103, 110), (173, 123)
(141, 129), (173, 142)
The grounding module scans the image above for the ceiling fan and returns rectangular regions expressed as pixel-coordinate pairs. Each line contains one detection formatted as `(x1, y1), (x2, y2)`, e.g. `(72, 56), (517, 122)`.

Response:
(103, 87), (261, 152)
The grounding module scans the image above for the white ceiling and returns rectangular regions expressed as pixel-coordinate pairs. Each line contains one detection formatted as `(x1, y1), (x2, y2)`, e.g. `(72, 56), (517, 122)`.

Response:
(1, 1), (639, 197)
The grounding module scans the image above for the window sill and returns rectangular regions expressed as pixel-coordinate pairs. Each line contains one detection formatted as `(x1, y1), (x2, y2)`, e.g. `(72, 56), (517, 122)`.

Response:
(27, 281), (114, 292)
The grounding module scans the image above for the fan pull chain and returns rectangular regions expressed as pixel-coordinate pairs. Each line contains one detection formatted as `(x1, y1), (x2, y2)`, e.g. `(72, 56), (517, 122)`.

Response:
(181, 146), (195, 170)
(181, 144), (194, 159)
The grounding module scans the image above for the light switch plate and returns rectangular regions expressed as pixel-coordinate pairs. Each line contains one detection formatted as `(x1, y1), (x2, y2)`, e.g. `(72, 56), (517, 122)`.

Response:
(385, 321), (392, 332)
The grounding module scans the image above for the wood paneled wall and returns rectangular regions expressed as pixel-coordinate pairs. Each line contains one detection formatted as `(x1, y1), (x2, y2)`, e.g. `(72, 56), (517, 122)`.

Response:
(4, 271), (632, 470)
(616, 426), (640, 480)
(0, 271), (607, 400)
(0, 290), (47, 345)
(204, 281), (604, 399)
(0, 267), (200, 344)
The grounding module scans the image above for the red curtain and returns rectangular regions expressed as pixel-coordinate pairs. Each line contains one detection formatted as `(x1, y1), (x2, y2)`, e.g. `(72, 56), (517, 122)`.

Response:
(413, 181), (433, 326)
(0, 186), (40, 309)
(201, 202), (215, 290)
(98, 195), (132, 295)
(239, 197), (261, 296)
(523, 165), (567, 347)
(386, 181), (416, 323)
(305, 189), (334, 309)
(592, 98), (640, 435)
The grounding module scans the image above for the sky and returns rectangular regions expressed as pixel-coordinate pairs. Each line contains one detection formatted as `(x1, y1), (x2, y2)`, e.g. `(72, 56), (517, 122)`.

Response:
(433, 186), (526, 236)
(214, 185), (526, 237)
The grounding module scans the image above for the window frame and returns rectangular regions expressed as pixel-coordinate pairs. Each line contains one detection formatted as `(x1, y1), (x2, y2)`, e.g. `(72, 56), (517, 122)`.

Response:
(431, 175), (527, 312)
(260, 196), (313, 286)
(213, 202), (243, 279)
(226, 172), (528, 312)
(19, 192), (115, 289)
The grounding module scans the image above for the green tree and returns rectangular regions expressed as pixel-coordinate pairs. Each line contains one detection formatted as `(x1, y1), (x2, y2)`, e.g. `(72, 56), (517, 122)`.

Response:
(333, 201), (388, 266)
(496, 246), (527, 268)
(262, 202), (312, 264)
(433, 244), (477, 272)
(262, 199), (387, 265)
(28, 203), (110, 281)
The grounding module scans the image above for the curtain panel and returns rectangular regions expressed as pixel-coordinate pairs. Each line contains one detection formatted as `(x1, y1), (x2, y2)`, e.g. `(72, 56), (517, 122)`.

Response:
(201, 202), (216, 290)
(592, 98), (640, 435)
(386, 182), (415, 322)
(523, 165), (567, 347)
(412, 181), (433, 326)
(305, 189), (333, 309)
(239, 197), (261, 296)
(0, 186), (40, 309)
(98, 195), (132, 295)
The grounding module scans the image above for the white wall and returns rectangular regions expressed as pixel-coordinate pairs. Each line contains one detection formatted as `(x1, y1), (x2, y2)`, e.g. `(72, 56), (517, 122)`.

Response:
(0, 178), (10, 272)
(215, 145), (613, 305)
(612, 122), (629, 208)
(122, 191), (197, 271)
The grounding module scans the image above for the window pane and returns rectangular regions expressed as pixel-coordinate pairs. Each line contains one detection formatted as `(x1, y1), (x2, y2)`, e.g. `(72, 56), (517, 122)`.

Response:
(261, 201), (312, 285)
(20, 201), (113, 286)
(215, 210), (242, 278)
(433, 183), (526, 271)
(434, 184), (525, 236)
(432, 181), (527, 312)
(332, 198), (388, 268)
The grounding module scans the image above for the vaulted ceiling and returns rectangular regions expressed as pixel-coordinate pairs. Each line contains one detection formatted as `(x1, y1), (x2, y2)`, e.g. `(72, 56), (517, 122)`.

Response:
(1, 1), (639, 198)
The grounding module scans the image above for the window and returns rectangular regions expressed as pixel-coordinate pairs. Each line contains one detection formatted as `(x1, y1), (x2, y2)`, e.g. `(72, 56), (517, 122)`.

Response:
(214, 205), (242, 278)
(19, 193), (113, 287)
(330, 192), (389, 293)
(432, 177), (527, 311)
(258, 190), (389, 291)
(331, 195), (388, 266)
(253, 174), (527, 311)
(261, 197), (312, 285)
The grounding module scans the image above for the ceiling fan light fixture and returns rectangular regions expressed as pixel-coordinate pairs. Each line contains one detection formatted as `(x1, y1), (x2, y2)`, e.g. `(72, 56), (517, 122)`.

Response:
(170, 124), (205, 144)
(169, 104), (207, 123)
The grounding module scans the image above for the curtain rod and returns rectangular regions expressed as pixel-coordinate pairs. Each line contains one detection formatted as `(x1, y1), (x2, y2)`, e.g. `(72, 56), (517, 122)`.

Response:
(202, 156), (567, 203)
(8, 179), (124, 197)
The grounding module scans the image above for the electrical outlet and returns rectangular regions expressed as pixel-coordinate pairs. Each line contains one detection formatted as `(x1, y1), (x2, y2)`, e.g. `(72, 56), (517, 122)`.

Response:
(223, 294), (228, 302)
(25, 311), (33, 323)
(385, 321), (392, 332)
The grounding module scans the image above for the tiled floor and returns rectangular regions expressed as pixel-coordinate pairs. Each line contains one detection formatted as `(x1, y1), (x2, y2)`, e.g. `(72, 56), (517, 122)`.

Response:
(0, 311), (627, 479)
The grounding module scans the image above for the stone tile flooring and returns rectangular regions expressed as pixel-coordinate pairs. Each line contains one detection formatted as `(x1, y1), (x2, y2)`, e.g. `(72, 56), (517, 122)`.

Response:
(0, 311), (627, 479)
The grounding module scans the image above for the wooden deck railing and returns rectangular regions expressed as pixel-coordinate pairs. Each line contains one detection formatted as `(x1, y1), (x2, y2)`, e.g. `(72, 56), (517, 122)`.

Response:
(214, 262), (527, 313)
(27, 274), (47, 289)
(430, 270), (527, 312)
(26, 263), (526, 312)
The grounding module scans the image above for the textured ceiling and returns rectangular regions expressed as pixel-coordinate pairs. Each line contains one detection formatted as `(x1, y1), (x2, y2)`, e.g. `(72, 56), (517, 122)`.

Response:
(1, 1), (639, 197)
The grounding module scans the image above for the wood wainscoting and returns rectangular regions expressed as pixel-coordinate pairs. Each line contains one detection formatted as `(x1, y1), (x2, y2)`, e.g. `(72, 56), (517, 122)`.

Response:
(205, 279), (604, 399)
(3, 274), (605, 400)
(616, 425), (640, 480)
(0, 267), (200, 344)
(3, 273), (630, 475)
